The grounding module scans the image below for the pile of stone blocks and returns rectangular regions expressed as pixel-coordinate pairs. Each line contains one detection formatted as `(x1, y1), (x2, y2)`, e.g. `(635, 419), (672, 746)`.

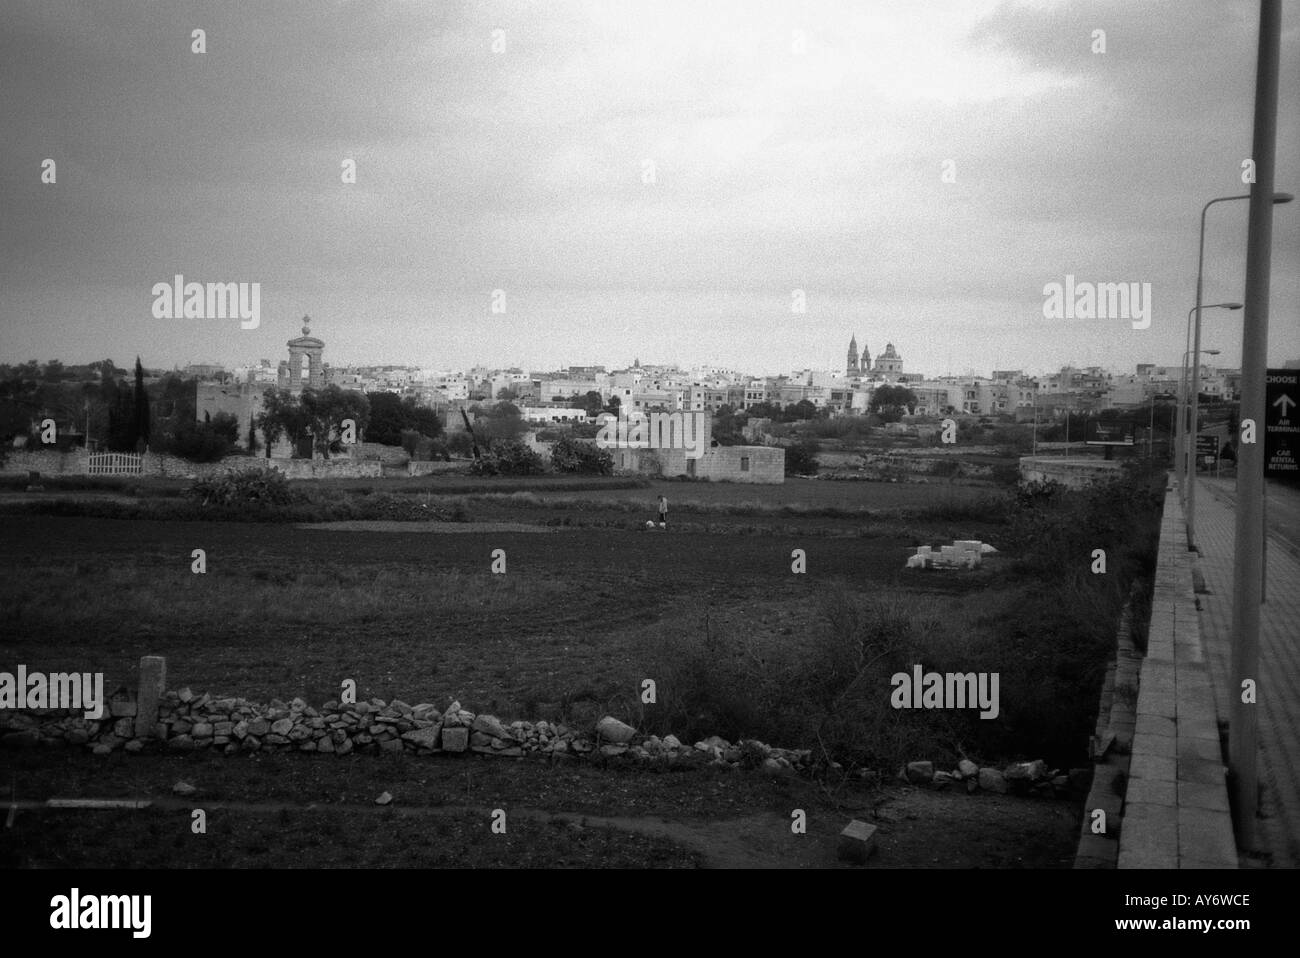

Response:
(905, 539), (995, 570)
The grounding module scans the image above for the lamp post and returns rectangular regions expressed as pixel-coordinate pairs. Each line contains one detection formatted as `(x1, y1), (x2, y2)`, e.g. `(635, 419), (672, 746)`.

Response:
(1231, 0), (1286, 853)
(1179, 304), (1240, 495)
(1181, 341), (1225, 491)
(1188, 192), (1292, 549)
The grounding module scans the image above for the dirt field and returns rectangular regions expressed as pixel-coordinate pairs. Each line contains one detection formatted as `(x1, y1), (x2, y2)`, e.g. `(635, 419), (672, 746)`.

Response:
(0, 480), (1087, 869)
(0, 515), (958, 708)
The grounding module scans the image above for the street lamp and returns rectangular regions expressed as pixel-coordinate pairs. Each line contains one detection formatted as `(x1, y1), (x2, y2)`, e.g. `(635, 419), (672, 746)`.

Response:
(1187, 191), (1293, 551)
(1182, 347), (1221, 480)
(1178, 304), (1238, 492)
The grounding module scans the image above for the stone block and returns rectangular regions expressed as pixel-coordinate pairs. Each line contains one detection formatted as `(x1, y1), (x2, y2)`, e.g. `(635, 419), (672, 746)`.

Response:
(595, 716), (636, 744)
(905, 761), (933, 785)
(441, 726), (469, 752)
(978, 767), (1007, 793)
(838, 820), (878, 864)
(134, 656), (166, 739)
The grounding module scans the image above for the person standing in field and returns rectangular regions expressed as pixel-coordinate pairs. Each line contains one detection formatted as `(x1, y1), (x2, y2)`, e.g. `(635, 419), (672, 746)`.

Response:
(657, 494), (668, 530)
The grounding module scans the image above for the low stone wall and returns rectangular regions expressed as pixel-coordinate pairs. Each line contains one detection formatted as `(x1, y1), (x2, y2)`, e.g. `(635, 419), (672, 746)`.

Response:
(357, 442), (409, 464)
(0, 656), (1094, 802)
(1, 449), (86, 476)
(0, 676), (814, 776)
(3, 449), (380, 480)
(408, 460), (472, 476)
(267, 458), (382, 479)
(1019, 456), (1122, 489)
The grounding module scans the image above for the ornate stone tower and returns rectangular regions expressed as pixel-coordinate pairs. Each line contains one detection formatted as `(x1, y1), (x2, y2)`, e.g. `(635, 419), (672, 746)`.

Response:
(280, 316), (324, 393)
(846, 334), (859, 375)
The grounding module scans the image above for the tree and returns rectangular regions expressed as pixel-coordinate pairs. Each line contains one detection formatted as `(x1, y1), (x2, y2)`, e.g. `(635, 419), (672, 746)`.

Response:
(869, 385), (918, 422)
(106, 383), (137, 451)
(256, 387), (311, 458)
(300, 385), (370, 458)
(579, 390), (605, 417)
(365, 392), (441, 446)
(131, 357), (151, 451)
(712, 404), (745, 446)
(604, 394), (621, 415)
(167, 419), (233, 462)
(786, 399), (818, 422)
(497, 387), (519, 401)
(476, 400), (528, 443)
(785, 439), (820, 476)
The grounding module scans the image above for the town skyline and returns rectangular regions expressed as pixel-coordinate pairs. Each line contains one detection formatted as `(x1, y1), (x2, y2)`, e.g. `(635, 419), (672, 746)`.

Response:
(3, 1), (1298, 378)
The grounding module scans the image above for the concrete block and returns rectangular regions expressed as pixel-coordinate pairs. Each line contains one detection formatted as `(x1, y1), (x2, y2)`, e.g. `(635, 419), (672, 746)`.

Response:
(1179, 760), (1226, 786)
(1177, 806), (1237, 865)
(1177, 736), (1222, 765)
(1177, 781), (1230, 813)
(1129, 753), (1177, 782)
(1132, 731), (1177, 760)
(1125, 776), (1176, 808)
(838, 819), (877, 865)
(1117, 802), (1178, 869)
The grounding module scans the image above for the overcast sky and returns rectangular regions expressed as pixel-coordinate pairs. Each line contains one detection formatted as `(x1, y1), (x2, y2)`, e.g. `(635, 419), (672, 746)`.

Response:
(1, 0), (1297, 378)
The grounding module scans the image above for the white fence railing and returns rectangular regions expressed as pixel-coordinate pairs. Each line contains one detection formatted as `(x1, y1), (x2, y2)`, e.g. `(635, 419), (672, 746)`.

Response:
(86, 453), (143, 476)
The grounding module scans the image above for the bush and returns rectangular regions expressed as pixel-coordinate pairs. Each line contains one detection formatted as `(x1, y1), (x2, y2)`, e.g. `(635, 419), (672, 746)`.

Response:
(446, 431), (475, 458)
(634, 595), (934, 770)
(166, 420), (233, 462)
(469, 439), (546, 476)
(400, 429), (421, 460)
(186, 468), (300, 509)
(550, 436), (613, 475)
(784, 439), (820, 476)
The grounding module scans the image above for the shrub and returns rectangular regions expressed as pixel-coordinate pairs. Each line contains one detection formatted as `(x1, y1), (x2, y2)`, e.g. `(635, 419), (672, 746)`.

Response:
(166, 420), (233, 462)
(635, 595), (935, 769)
(784, 439), (820, 476)
(470, 439), (546, 476)
(550, 436), (613, 475)
(186, 468), (300, 508)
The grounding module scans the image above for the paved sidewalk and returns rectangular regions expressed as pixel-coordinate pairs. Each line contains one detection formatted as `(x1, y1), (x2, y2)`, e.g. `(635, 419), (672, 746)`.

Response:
(1192, 478), (1300, 867)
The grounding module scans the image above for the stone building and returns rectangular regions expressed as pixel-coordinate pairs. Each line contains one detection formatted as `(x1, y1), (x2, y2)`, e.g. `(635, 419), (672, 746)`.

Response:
(196, 316), (324, 456)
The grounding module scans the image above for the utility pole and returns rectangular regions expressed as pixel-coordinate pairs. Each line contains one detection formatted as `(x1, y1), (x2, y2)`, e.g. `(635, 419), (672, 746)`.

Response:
(1230, 0), (1280, 853)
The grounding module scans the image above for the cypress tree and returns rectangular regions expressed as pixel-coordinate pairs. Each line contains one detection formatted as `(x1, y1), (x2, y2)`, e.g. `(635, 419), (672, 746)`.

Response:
(131, 357), (150, 450)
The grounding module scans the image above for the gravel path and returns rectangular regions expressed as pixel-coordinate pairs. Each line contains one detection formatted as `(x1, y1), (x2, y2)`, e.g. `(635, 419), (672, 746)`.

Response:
(297, 520), (556, 533)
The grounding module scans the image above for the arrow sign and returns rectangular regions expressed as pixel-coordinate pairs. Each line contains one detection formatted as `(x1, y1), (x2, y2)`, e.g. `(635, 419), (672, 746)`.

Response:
(1265, 369), (1300, 478)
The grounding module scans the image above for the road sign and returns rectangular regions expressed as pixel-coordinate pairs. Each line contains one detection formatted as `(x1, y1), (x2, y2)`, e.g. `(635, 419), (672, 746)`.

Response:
(1197, 433), (1220, 459)
(1085, 420), (1135, 446)
(1265, 368), (1299, 477)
